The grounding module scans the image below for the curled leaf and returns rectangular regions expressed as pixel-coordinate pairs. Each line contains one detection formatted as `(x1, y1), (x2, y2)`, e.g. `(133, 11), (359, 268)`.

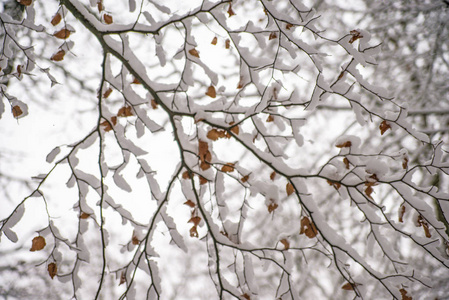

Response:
(379, 120), (391, 135)
(103, 88), (113, 98)
(349, 30), (363, 44)
(280, 238), (290, 250)
(151, 99), (158, 109)
(117, 106), (133, 117)
(227, 4), (235, 17)
(48, 263), (57, 279)
(269, 32), (277, 40)
(399, 288), (412, 300)
(241, 175), (249, 183)
(190, 226), (199, 238)
(336, 141), (352, 148)
(225, 39), (230, 49)
(398, 205), (406, 223)
(300, 216), (318, 238)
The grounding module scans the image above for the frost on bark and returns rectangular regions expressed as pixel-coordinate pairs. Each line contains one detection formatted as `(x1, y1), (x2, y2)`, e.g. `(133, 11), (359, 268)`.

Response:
(0, 0), (448, 299)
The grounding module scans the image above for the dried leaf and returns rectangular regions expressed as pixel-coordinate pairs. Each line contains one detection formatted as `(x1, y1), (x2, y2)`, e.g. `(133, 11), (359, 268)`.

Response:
(184, 200), (196, 208)
(132, 77), (140, 84)
(379, 120), (391, 135)
(343, 157), (350, 169)
(18, 0), (32, 6)
(103, 88), (113, 98)
(51, 49), (66, 61)
(190, 225), (199, 237)
(286, 183), (295, 196)
(17, 65), (22, 76)
(103, 14), (113, 24)
(132, 235), (140, 245)
(207, 129), (225, 141)
(12, 105), (23, 118)
(398, 205), (406, 223)
(269, 32), (277, 40)
(199, 175), (208, 185)
(119, 271), (126, 285)
(270, 171), (276, 181)
(286, 23), (293, 30)
(188, 216), (201, 226)
(97, 1), (104, 12)
(182, 170), (192, 179)
(349, 30), (363, 44)
(327, 180), (341, 190)
(341, 283), (354, 290)
(417, 215), (431, 238)
(399, 288), (412, 300)
(206, 85), (216, 98)
(111, 116), (117, 126)
(53, 28), (71, 39)
(230, 125), (239, 135)
(100, 120), (113, 132)
(221, 163), (235, 173)
(402, 156), (408, 169)
(30, 236), (46, 251)
(241, 175), (249, 183)
(266, 114), (274, 122)
(336, 141), (352, 148)
(365, 184), (374, 199)
(267, 203), (278, 213)
(80, 212), (90, 219)
(188, 48), (200, 58)
(117, 106), (133, 117)
(47, 263), (57, 279)
(151, 99), (158, 109)
(227, 4), (235, 17)
(300, 216), (318, 238)
(237, 76), (244, 89)
(241, 294), (250, 300)
(225, 39), (230, 49)
(51, 13), (62, 26)
(211, 37), (218, 45)
(280, 238), (290, 250)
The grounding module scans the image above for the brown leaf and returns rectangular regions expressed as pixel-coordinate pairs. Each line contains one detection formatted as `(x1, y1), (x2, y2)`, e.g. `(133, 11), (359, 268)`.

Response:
(221, 163), (235, 173)
(241, 175), (249, 183)
(100, 120), (113, 132)
(336, 141), (352, 148)
(190, 225), (199, 237)
(17, 65), (22, 76)
(184, 200), (196, 208)
(266, 114), (274, 122)
(417, 215), (431, 238)
(188, 216), (201, 226)
(30, 236), (46, 252)
(51, 49), (66, 61)
(343, 157), (350, 169)
(205, 85), (216, 98)
(207, 129), (225, 141)
(270, 171), (276, 181)
(12, 105), (23, 118)
(199, 175), (208, 185)
(286, 183), (295, 196)
(327, 180), (341, 190)
(151, 99), (158, 109)
(211, 37), (218, 45)
(341, 282), (354, 290)
(111, 116), (117, 126)
(300, 216), (318, 238)
(182, 170), (192, 179)
(349, 30), (363, 44)
(103, 14), (113, 24)
(280, 238), (290, 250)
(379, 120), (391, 135)
(399, 288), (412, 300)
(365, 184), (374, 199)
(286, 23), (293, 30)
(119, 271), (126, 285)
(267, 202), (278, 213)
(132, 235), (140, 245)
(227, 4), (235, 17)
(237, 76), (244, 89)
(241, 293), (250, 300)
(200, 161), (210, 171)
(47, 263), (57, 279)
(402, 156), (408, 169)
(18, 0), (32, 6)
(103, 88), (113, 98)
(269, 32), (277, 40)
(225, 39), (230, 49)
(97, 1), (104, 12)
(188, 48), (200, 58)
(230, 125), (239, 135)
(398, 205), (406, 223)
(80, 212), (90, 219)
(132, 77), (140, 84)
(51, 13), (62, 26)
(53, 28), (71, 39)
(117, 106), (133, 117)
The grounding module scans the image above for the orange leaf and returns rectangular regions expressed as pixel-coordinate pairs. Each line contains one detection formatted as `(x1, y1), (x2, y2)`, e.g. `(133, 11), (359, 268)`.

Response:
(300, 216), (318, 238)
(51, 49), (66, 61)
(399, 288), (412, 300)
(227, 4), (235, 17)
(117, 106), (133, 117)
(51, 13), (62, 26)
(12, 105), (23, 118)
(341, 283), (354, 290)
(104, 14), (113, 24)
(30, 236), (46, 251)
(336, 141), (352, 148)
(80, 212), (90, 219)
(18, 0), (32, 6)
(184, 200), (196, 208)
(205, 85), (216, 98)
(286, 182), (295, 196)
(269, 32), (277, 40)
(221, 163), (235, 173)
(379, 120), (391, 135)
(151, 99), (158, 109)
(188, 48), (200, 58)
(241, 175), (249, 183)
(280, 238), (290, 250)
(103, 88), (113, 98)
(225, 39), (230, 49)
(211, 37), (218, 45)
(53, 28), (71, 39)
(47, 263), (57, 279)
